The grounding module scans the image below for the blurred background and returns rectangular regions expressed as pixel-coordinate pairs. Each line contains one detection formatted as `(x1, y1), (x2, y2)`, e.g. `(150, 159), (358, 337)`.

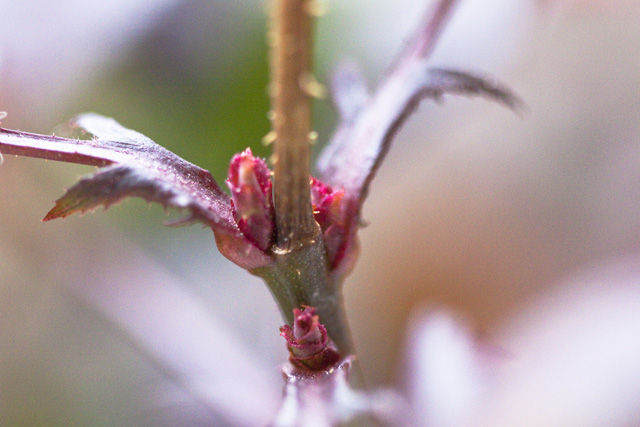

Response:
(2, 0), (640, 425)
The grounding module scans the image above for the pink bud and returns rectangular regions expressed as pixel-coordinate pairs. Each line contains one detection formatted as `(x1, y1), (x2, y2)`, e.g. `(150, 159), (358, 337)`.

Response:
(310, 177), (347, 268)
(280, 306), (340, 371)
(226, 148), (275, 252)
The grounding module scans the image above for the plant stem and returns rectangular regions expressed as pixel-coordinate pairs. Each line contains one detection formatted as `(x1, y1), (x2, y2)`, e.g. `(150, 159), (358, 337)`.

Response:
(269, 0), (318, 251)
(265, 0), (357, 360)
(252, 240), (354, 355)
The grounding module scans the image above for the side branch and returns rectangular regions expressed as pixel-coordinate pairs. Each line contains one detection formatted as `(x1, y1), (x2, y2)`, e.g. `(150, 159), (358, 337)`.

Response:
(269, 0), (319, 251)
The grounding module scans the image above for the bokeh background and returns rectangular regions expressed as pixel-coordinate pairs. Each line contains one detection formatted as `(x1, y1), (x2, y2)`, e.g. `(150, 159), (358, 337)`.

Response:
(2, 0), (640, 425)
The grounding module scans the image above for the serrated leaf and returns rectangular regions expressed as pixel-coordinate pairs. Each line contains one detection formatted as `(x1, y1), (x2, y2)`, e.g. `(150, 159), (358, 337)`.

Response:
(0, 113), (273, 269)
(315, 0), (522, 279)
(1, 113), (234, 230)
(274, 357), (404, 425)
(318, 67), (522, 202)
(44, 165), (195, 220)
(318, 0), (521, 204)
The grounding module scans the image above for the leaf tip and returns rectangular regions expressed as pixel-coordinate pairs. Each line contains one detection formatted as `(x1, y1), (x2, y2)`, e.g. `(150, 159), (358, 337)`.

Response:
(41, 213), (58, 222)
(42, 205), (65, 222)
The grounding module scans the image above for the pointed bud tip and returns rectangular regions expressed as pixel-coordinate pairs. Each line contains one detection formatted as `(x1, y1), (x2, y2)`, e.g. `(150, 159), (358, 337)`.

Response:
(226, 148), (275, 252)
(281, 306), (340, 372)
(310, 176), (350, 269)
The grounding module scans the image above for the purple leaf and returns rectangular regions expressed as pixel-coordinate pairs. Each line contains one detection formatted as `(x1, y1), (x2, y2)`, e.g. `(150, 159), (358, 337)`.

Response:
(280, 306), (340, 372)
(318, 66), (521, 207)
(0, 113), (233, 226)
(69, 114), (236, 231)
(315, 0), (521, 279)
(275, 357), (405, 425)
(0, 113), (273, 269)
(317, 0), (521, 204)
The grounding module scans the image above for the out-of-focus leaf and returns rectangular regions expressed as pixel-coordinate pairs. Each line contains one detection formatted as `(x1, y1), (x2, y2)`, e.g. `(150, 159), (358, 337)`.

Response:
(274, 358), (406, 426)
(405, 310), (487, 427)
(316, 0), (521, 279)
(406, 257), (640, 426)
(318, 66), (520, 207)
(329, 61), (370, 124)
(60, 225), (281, 425)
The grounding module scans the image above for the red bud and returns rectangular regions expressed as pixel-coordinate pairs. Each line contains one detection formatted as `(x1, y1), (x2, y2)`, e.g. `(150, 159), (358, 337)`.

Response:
(310, 177), (347, 268)
(280, 306), (340, 371)
(226, 148), (275, 252)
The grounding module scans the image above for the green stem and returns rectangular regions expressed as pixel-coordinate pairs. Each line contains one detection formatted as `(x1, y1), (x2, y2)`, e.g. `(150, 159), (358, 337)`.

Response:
(252, 239), (354, 355)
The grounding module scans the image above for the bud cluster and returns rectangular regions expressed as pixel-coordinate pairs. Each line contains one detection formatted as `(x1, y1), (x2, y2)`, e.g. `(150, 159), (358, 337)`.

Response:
(226, 150), (350, 270)
(280, 306), (340, 371)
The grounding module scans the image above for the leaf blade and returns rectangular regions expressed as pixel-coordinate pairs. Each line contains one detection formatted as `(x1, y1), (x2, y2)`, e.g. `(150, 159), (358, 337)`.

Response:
(43, 164), (207, 222)
(1, 114), (274, 268)
(317, 0), (521, 204)
(2, 114), (238, 233)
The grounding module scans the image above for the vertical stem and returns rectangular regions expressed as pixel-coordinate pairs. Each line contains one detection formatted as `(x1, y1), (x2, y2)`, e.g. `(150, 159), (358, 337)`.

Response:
(269, 0), (319, 251)
(251, 240), (354, 355)
(265, 0), (359, 369)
